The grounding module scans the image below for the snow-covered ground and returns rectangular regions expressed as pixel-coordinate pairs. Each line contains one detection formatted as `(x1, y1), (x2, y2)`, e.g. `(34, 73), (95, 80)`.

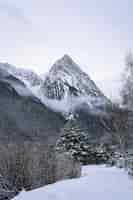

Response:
(13, 165), (133, 200)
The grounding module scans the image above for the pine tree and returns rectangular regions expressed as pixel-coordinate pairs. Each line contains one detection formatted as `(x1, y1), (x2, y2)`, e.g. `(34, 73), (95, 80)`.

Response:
(56, 119), (108, 165)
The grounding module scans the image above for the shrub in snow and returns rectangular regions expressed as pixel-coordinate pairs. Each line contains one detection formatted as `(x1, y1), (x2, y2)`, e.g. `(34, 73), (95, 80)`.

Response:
(116, 157), (126, 168)
(125, 157), (133, 177)
(0, 175), (17, 200)
(54, 152), (81, 181)
(105, 150), (124, 167)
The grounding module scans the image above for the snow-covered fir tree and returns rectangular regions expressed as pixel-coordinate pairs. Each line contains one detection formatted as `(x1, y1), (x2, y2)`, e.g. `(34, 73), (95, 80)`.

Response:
(56, 119), (109, 165)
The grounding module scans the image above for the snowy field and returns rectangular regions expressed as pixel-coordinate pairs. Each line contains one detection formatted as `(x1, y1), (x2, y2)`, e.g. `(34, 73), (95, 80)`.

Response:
(13, 165), (133, 200)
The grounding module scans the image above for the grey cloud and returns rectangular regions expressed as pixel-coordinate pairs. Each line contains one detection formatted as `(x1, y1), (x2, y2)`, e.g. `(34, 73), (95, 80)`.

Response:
(0, 1), (31, 25)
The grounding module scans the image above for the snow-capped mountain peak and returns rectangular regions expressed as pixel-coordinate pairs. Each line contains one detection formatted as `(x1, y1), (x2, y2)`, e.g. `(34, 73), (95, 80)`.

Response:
(49, 54), (88, 82)
(50, 54), (81, 73)
(38, 55), (110, 114)
(41, 55), (106, 99)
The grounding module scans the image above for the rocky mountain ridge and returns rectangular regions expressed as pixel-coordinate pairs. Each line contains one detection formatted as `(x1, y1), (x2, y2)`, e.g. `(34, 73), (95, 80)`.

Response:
(0, 62), (42, 86)
(41, 55), (109, 101)
(0, 66), (65, 143)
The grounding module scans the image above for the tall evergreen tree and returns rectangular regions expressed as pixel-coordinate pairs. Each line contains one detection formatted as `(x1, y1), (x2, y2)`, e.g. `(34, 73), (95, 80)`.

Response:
(56, 119), (108, 165)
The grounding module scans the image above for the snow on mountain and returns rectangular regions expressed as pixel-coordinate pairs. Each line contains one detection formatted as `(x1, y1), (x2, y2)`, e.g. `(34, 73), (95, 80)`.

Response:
(0, 65), (65, 143)
(0, 66), (34, 98)
(42, 54), (104, 99)
(0, 57), (111, 116)
(38, 55), (110, 114)
(13, 165), (133, 200)
(0, 62), (42, 87)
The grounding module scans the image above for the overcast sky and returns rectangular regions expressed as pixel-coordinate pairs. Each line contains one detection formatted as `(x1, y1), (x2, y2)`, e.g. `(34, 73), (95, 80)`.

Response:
(0, 0), (133, 99)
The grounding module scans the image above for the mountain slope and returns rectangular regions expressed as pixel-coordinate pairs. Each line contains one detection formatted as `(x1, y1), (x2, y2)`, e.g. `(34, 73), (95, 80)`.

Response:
(0, 57), (117, 146)
(0, 68), (65, 143)
(0, 62), (42, 86)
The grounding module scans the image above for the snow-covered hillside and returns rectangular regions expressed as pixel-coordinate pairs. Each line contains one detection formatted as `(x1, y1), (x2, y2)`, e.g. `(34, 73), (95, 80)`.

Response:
(13, 165), (133, 200)
(0, 62), (42, 86)
(0, 66), (35, 98)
